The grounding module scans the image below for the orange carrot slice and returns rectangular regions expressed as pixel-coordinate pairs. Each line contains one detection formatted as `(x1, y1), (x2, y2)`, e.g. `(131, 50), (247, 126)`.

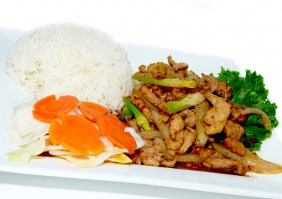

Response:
(78, 102), (109, 122)
(97, 115), (137, 154)
(33, 95), (56, 109)
(85, 135), (105, 155)
(48, 114), (105, 155)
(32, 109), (57, 123)
(49, 119), (66, 145)
(33, 95), (79, 123)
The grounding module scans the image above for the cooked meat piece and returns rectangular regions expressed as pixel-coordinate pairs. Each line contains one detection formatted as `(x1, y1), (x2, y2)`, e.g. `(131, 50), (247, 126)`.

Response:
(151, 85), (163, 97)
(216, 80), (232, 101)
(127, 119), (140, 133)
(142, 145), (161, 154)
(140, 84), (168, 111)
(203, 92), (230, 124)
(184, 109), (196, 128)
(138, 65), (147, 73)
(189, 70), (205, 87)
(147, 62), (176, 79)
(230, 102), (241, 121)
(202, 92), (230, 135)
(192, 147), (213, 163)
(139, 153), (162, 166)
(153, 138), (167, 152)
(140, 84), (160, 106)
(202, 151), (245, 175)
(131, 89), (154, 123)
(224, 120), (245, 140)
(143, 140), (154, 148)
(178, 109), (191, 117)
(161, 156), (177, 167)
(203, 120), (227, 135)
(160, 92), (173, 101)
(202, 74), (218, 93)
(139, 145), (163, 166)
(167, 149), (177, 156)
(224, 137), (246, 156)
(167, 55), (189, 71)
(166, 130), (186, 150)
(160, 112), (170, 123)
(230, 102), (248, 123)
(177, 129), (196, 154)
(169, 114), (185, 140)
(171, 87), (187, 100)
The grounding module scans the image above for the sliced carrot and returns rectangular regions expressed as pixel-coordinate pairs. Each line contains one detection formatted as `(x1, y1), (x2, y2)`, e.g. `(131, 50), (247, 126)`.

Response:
(42, 96), (137, 155)
(61, 141), (88, 156)
(32, 109), (57, 123)
(33, 95), (79, 123)
(104, 114), (127, 129)
(57, 95), (79, 113)
(97, 115), (137, 154)
(85, 135), (105, 155)
(78, 102), (109, 122)
(33, 95), (56, 109)
(47, 95), (79, 113)
(61, 128), (89, 156)
(48, 114), (104, 156)
(62, 114), (100, 137)
(49, 119), (66, 145)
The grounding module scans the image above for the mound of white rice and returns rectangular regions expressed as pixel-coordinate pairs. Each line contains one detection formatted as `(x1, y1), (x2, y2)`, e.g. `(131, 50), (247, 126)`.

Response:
(6, 23), (133, 111)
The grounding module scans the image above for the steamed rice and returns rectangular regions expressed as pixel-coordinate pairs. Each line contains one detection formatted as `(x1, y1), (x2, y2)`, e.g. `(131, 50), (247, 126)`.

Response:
(6, 23), (133, 111)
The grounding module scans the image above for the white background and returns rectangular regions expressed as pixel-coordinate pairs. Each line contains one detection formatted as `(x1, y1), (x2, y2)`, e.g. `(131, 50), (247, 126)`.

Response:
(0, 0), (281, 198)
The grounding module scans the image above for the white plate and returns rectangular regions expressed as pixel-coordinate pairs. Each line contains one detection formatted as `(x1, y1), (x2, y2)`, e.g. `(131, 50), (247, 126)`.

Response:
(0, 29), (282, 198)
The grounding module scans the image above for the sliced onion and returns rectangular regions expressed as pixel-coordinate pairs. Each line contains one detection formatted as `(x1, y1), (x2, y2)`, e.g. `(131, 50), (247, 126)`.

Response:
(153, 137), (167, 152)
(151, 109), (170, 139)
(176, 154), (201, 163)
(212, 143), (282, 174)
(241, 107), (271, 130)
(242, 150), (282, 174)
(195, 101), (210, 146)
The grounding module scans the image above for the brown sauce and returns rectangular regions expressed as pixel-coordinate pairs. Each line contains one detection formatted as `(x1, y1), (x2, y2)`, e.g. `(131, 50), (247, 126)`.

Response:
(175, 162), (241, 175)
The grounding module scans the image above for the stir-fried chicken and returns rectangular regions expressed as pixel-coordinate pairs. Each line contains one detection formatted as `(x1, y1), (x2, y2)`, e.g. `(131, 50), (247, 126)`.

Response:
(215, 80), (232, 101)
(123, 55), (273, 176)
(224, 137), (246, 156)
(202, 92), (230, 135)
(169, 114), (185, 140)
(224, 120), (245, 140)
(202, 151), (245, 175)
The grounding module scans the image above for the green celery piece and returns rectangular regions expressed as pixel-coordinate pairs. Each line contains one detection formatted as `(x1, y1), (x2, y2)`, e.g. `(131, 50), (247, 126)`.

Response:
(123, 97), (151, 131)
(118, 105), (133, 120)
(132, 74), (196, 88)
(167, 93), (205, 114)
